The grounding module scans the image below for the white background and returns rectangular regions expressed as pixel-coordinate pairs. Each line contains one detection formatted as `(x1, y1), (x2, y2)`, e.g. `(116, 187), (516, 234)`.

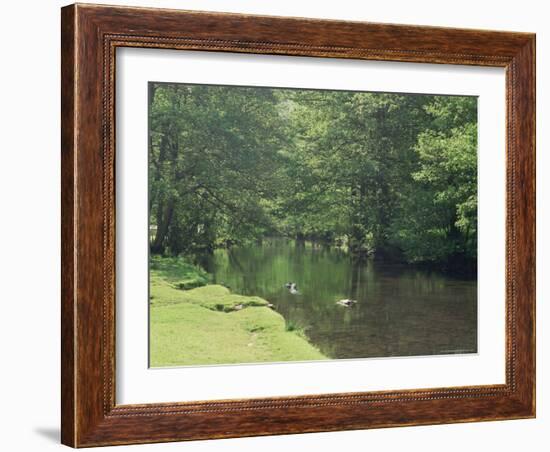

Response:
(0, 0), (546, 451)
(117, 49), (505, 404)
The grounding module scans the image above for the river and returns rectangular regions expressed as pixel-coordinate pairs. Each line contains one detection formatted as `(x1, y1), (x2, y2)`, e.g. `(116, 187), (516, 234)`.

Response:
(200, 239), (477, 360)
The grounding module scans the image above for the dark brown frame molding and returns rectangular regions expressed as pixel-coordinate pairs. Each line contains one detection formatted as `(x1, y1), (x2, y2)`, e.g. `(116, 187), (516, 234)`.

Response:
(61, 3), (536, 447)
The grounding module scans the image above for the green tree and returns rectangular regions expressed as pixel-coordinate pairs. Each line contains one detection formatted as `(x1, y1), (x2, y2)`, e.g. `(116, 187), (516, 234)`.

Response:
(390, 97), (477, 269)
(149, 83), (478, 273)
(149, 84), (285, 255)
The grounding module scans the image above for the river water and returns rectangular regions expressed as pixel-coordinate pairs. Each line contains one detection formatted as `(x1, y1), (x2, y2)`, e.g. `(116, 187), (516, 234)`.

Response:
(201, 239), (477, 360)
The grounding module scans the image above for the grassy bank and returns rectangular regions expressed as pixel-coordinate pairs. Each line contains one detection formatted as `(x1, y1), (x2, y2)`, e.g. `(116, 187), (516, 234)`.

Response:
(149, 256), (326, 366)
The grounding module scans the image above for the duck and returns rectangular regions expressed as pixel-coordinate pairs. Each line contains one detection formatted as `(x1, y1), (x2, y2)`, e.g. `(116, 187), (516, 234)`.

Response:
(289, 283), (299, 294)
(285, 282), (299, 294)
(337, 299), (357, 307)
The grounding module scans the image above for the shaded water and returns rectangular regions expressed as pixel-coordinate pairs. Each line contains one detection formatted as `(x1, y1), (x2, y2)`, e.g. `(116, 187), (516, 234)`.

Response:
(201, 239), (477, 360)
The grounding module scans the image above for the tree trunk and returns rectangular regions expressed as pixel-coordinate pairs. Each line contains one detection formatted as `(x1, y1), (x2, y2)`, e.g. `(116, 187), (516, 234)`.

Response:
(349, 181), (368, 261)
(150, 198), (175, 255)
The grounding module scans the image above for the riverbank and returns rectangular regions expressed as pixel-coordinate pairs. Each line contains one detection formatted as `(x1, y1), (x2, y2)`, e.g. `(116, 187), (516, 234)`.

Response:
(149, 256), (326, 366)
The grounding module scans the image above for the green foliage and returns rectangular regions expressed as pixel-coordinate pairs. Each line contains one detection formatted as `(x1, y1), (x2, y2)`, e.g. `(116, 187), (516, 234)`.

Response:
(390, 106), (478, 265)
(149, 83), (478, 271)
(149, 83), (284, 255)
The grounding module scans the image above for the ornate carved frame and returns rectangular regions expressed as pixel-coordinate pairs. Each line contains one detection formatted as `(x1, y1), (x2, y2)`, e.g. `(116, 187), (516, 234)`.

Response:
(61, 3), (535, 447)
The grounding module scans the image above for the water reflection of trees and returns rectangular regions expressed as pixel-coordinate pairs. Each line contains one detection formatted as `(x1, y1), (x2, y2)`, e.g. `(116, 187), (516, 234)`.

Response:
(206, 240), (477, 359)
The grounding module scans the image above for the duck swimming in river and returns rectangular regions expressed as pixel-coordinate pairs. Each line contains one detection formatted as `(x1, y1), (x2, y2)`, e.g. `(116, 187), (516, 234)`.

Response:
(285, 282), (299, 294)
(337, 299), (357, 307)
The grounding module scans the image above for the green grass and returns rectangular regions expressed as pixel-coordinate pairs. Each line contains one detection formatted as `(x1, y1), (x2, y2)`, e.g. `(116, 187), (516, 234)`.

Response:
(150, 255), (211, 290)
(149, 257), (326, 367)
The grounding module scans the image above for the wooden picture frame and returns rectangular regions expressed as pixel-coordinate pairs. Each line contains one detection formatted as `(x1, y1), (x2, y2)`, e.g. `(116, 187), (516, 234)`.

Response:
(61, 3), (535, 447)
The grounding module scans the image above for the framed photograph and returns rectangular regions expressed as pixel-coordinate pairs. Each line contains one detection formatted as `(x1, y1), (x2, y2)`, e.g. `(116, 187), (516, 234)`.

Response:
(61, 3), (535, 447)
